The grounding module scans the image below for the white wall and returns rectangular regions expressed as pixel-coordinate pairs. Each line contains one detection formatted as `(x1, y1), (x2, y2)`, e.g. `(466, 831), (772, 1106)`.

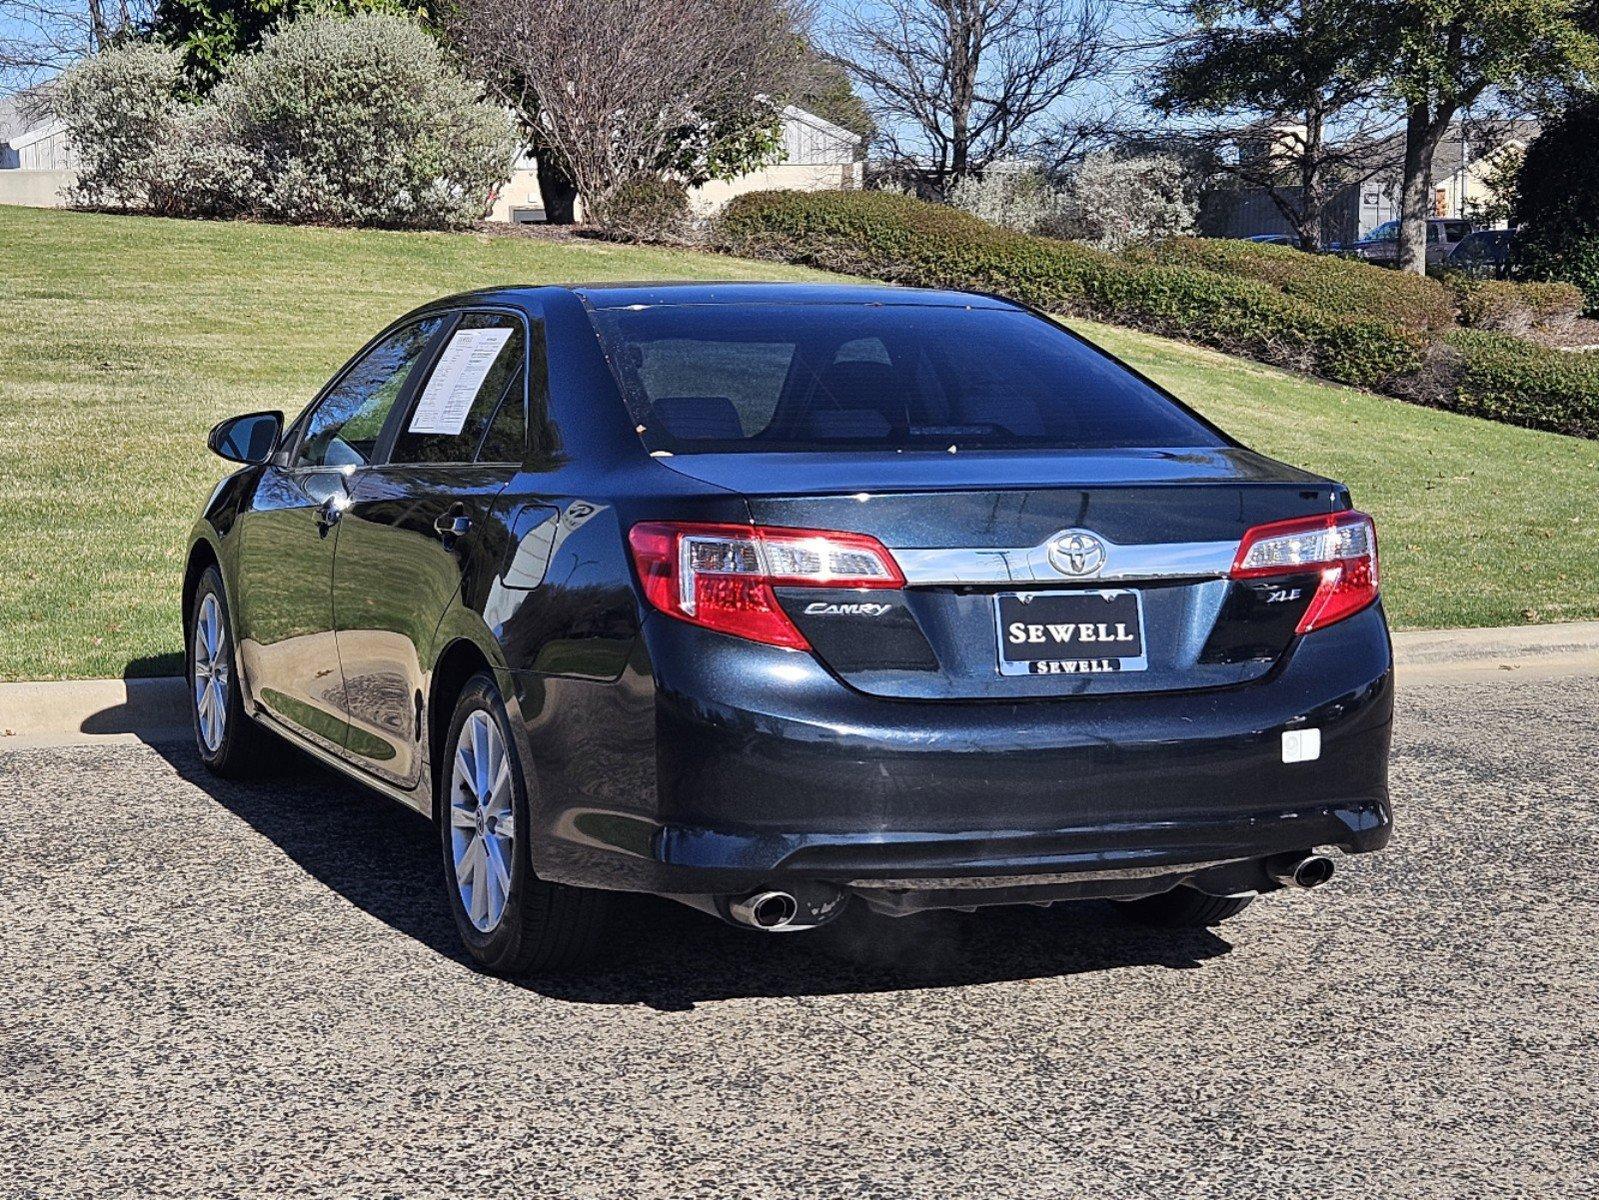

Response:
(486, 167), (546, 223)
(688, 161), (863, 216)
(0, 168), (74, 208)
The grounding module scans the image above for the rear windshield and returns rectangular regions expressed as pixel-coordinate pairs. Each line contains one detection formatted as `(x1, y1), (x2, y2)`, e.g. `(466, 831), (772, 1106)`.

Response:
(588, 303), (1227, 455)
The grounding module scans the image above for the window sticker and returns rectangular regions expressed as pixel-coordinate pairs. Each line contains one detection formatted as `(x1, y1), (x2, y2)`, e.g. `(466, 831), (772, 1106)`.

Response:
(407, 327), (515, 435)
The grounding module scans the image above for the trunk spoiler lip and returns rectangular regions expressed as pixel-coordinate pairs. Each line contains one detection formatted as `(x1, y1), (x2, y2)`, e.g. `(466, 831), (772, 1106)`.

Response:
(653, 446), (1336, 496)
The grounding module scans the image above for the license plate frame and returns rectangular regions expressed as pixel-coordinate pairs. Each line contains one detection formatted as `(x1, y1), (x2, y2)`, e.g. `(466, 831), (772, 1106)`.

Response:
(993, 589), (1149, 676)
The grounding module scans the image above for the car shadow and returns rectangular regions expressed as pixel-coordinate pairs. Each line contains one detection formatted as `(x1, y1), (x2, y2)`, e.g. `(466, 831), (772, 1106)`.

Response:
(150, 741), (1234, 1012)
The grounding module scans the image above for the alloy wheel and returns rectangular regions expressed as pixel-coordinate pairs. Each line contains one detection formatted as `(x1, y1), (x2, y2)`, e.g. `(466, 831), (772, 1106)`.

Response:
(449, 710), (516, 932)
(192, 592), (229, 753)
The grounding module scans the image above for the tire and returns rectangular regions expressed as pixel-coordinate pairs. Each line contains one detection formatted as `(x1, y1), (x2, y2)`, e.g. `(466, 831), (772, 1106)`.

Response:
(187, 565), (274, 778)
(439, 672), (608, 976)
(1117, 886), (1254, 929)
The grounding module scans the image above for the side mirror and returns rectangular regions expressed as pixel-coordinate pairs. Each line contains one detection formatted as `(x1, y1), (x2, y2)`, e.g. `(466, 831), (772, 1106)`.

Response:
(208, 411), (282, 465)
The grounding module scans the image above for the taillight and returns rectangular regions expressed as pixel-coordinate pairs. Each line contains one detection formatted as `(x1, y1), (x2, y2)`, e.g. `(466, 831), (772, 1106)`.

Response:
(1231, 510), (1379, 633)
(627, 522), (905, 649)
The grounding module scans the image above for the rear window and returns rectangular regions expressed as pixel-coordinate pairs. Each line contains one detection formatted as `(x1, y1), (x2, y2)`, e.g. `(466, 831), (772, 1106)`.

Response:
(589, 303), (1226, 455)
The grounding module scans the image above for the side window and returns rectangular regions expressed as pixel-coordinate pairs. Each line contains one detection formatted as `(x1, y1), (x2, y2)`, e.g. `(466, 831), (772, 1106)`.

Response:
(391, 312), (525, 465)
(295, 318), (444, 469)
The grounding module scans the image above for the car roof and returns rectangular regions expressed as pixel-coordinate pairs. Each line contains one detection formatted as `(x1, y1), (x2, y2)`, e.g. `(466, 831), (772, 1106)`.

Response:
(413, 281), (1022, 314)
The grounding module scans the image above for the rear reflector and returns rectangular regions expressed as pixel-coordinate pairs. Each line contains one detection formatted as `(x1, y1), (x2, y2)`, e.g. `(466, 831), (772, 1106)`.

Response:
(1232, 510), (1379, 633)
(628, 522), (904, 649)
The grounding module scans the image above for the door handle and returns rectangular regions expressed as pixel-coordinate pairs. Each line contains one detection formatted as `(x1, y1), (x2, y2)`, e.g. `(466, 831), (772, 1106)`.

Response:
(434, 509), (472, 541)
(315, 496), (343, 538)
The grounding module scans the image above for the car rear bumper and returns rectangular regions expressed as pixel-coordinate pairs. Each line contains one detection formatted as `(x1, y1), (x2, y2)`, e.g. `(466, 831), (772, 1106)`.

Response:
(523, 605), (1393, 903)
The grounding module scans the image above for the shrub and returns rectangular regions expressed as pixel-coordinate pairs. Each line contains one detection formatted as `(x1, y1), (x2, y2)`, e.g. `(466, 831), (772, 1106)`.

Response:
(53, 15), (516, 230)
(1061, 153), (1196, 253)
(593, 175), (693, 243)
(143, 106), (262, 220)
(209, 14), (517, 228)
(1452, 278), (1586, 336)
(947, 166), (1064, 234)
(1446, 331), (1599, 438)
(1528, 237), (1599, 320)
(1142, 237), (1456, 334)
(1523, 281), (1588, 333)
(716, 189), (1423, 389)
(51, 43), (183, 210)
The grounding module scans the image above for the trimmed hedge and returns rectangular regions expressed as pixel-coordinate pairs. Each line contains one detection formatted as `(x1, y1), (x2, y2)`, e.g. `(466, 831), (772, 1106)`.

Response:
(1139, 236), (1456, 334)
(717, 190), (1423, 389)
(1446, 331), (1599, 439)
(1451, 278), (1586, 336)
(716, 188), (1599, 441)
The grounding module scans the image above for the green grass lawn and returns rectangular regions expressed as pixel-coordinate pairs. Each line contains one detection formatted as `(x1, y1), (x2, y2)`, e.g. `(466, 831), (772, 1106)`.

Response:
(2, 205), (1596, 680)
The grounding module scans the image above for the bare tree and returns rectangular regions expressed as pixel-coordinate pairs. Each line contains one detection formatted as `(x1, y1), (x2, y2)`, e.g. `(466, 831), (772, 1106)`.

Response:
(1, 0), (148, 92)
(450, 0), (807, 224)
(822, 0), (1108, 189)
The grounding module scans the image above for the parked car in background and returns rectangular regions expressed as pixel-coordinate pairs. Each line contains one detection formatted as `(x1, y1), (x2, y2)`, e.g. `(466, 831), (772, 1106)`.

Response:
(1341, 217), (1474, 267)
(185, 282), (1394, 976)
(1445, 228), (1516, 280)
(1245, 234), (1305, 249)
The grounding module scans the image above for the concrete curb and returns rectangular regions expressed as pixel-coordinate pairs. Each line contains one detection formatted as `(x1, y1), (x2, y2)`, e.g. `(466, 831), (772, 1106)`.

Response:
(1391, 620), (1599, 665)
(0, 677), (191, 743)
(3, 620), (1598, 744)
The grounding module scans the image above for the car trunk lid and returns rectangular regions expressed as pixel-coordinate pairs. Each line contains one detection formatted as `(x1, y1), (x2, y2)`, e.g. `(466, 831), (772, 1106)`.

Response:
(656, 448), (1345, 700)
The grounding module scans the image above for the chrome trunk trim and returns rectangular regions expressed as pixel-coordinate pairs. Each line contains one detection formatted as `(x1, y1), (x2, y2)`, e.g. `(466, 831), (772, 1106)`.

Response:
(892, 534), (1238, 586)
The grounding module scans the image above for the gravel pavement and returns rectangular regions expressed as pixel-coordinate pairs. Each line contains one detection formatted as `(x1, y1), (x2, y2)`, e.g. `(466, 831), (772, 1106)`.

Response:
(3, 670), (1597, 1199)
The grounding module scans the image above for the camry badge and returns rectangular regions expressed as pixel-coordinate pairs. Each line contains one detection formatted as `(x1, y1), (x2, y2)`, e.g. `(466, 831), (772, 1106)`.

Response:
(1046, 531), (1107, 578)
(804, 601), (892, 616)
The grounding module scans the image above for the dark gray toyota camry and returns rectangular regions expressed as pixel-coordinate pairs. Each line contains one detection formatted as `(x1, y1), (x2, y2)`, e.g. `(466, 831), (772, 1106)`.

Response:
(186, 282), (1393, 975)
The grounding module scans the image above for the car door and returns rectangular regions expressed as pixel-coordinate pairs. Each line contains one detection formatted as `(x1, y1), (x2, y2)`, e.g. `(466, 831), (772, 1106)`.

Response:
(330, 308), (534, 789)
(232, 315), (448, 751)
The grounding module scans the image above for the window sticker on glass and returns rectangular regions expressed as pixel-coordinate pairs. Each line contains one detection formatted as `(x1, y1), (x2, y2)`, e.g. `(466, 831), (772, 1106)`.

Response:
(409, 327), (515, 435)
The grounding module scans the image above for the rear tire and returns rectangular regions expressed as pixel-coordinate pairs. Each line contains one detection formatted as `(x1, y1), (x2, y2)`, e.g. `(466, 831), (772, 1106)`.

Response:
(439, 672), (608, 976)
(1117, 886), (1253, 929)
(187, 565), (274, 778)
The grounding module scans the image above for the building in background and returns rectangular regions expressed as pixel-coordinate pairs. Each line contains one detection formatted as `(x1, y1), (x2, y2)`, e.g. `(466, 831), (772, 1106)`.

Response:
(1427, 119), (1539, 221)
(1198, 118), (1537, 245)
(486, 105), (864, 223)
(0, 91), (77, 207)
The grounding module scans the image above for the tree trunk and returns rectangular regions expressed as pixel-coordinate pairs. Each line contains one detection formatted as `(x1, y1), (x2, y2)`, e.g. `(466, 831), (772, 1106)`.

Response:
(1298, 111), (1325, 251)
(536, 155), (579, 225)
(1397, 103), (1450, 275)
(946, 0), (978, 187)
(87, 0), (110, 49)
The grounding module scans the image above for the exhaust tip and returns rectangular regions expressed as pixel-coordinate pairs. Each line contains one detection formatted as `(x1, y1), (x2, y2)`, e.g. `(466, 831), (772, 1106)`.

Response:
(730, 891), (800, 930)
(1270, 852), (1335, 890)
(1293, 855), (1335, 889)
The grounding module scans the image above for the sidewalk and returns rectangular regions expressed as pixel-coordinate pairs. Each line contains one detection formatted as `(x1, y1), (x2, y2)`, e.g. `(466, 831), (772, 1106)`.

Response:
(3, 621), (1598, 747)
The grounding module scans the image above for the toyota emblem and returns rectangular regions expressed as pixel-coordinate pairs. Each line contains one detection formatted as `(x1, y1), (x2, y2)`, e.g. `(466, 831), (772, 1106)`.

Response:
(1046, 531), (1107, 578)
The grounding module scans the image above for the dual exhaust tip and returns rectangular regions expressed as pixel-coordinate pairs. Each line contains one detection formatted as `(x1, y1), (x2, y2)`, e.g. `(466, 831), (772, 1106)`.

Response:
(713, 856), (1334, 931)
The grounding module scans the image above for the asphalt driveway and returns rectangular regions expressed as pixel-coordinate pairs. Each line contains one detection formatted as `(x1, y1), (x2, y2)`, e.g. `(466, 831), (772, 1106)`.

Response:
(2, 668), (1596, 1198)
